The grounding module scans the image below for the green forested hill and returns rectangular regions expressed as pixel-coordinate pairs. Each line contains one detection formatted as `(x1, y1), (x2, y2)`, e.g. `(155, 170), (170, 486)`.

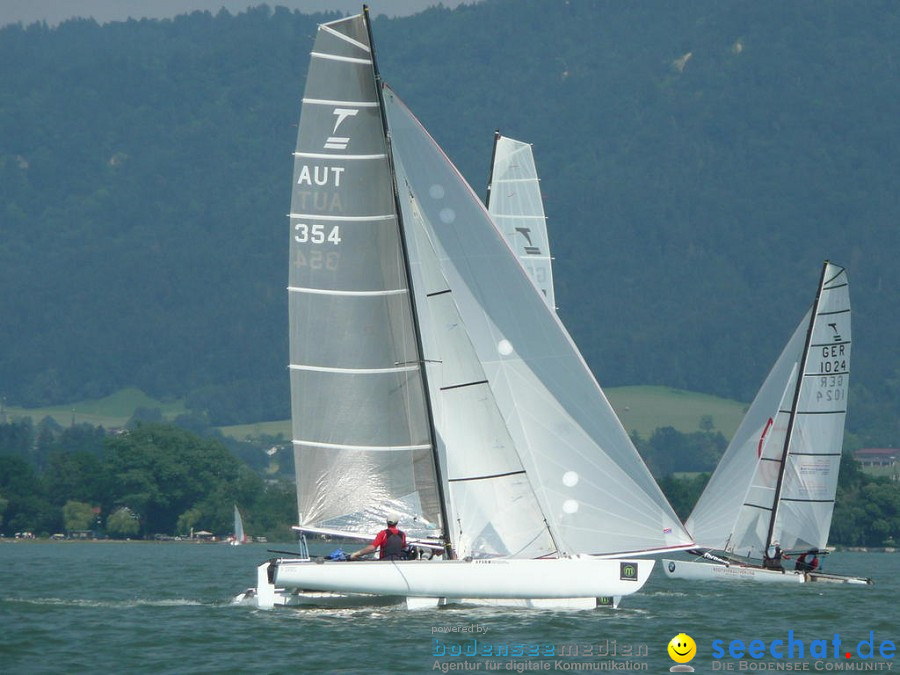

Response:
(1, 1), (897, 444)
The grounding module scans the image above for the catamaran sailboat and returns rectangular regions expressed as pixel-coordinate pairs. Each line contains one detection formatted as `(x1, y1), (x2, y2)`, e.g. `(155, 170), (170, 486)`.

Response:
(663, 262), (872, 585)
(237, 8), (693, 610)
(485, 132), (556, 311)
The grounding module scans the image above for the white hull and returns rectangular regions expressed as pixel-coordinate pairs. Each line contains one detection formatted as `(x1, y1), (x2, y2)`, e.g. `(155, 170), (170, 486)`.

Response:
(274, 556), (651, 599)
(662, 559), (872, 585)
(238, 557), (652, 609)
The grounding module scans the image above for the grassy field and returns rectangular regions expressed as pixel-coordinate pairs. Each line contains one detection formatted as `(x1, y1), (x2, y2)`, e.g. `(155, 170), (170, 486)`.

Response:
(219, 419), (291, 441)
(213, 385), (751, 441)
(4, 388), (186, 429)
(607, 385), (747, 439)
(4, 385), (748, 442)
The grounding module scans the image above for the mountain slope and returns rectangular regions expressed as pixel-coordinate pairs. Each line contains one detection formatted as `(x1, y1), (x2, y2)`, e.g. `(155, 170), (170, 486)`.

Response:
(1, 1), (897, 443)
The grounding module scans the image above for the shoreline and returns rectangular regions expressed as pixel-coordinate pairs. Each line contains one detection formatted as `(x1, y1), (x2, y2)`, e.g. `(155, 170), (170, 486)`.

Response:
(0, 539), (893, 552)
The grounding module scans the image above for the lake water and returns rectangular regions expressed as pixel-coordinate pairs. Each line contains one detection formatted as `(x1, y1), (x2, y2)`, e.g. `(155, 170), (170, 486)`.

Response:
(1, 542), (896, 673)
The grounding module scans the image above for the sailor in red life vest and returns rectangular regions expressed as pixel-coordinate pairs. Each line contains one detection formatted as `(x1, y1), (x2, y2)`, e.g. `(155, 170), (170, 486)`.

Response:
(795, 549), (820, 572)
(349, 512), (406, 560)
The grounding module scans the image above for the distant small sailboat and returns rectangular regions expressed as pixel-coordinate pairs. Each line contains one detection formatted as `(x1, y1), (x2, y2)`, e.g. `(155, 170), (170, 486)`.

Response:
(231, 505), (249, 546)
(663, 262), (872, 585)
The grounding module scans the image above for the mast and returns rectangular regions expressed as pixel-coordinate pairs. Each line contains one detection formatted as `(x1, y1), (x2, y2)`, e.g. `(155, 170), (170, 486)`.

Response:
(363, 7), (455, 558)
(765, 260), (830, 552)
(484, 129), (501, 209)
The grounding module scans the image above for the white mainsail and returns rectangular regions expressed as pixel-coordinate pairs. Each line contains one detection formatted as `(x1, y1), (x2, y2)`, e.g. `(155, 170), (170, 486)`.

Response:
(486, 134), (556, 311)
(288, 14), (443, 542)
(685, 262), (851, 559)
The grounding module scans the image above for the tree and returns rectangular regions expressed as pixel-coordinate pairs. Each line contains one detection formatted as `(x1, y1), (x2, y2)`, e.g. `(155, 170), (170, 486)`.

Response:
(636, 426), (727, 477)
(658, 473), (711, 520)
(106, 506), (140, 538)
(176, 507), (202, 536)
(3, 416), (288, 540)
(45, 450), (110, 508)
(0, 454), (56, 535)
(62, 500), (95, 531)
(0, 419), (34, 458)
(247, 481), (298, 542)
(104, 423), (247, 535)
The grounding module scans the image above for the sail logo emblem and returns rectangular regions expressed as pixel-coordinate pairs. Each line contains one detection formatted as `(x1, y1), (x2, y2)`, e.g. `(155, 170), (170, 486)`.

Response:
(828, 322), (842, 342)
(514, 227), (542, 255)
(620, 562), (638, 581)
(324, 108), (359, 150)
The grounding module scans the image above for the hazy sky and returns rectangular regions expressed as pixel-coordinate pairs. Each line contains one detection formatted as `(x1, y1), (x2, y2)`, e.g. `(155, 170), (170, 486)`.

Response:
(0, 0), (467, 28)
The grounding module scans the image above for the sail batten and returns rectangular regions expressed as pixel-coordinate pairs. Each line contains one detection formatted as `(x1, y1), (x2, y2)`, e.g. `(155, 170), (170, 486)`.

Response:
(293, 439), (431, 452)
(449, 470), (527, 483)
(319, 23), (371, 51)
(289, 363), (418, 374)
(292, 151), (386, 160)
(782, 498), (835, 503)
(302, 98), (379, 107)
(288, 213), (394, 221)
(439, 380), (489, 391)
(288, 286), (407, 297)
(311, 52), (372, 64)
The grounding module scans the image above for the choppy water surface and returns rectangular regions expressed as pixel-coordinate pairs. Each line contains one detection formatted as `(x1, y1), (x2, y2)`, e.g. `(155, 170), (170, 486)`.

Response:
(1, 542), (895, 673)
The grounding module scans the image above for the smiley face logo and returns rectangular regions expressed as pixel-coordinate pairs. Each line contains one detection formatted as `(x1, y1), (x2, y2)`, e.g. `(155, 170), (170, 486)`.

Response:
(668, 633), (696, 664)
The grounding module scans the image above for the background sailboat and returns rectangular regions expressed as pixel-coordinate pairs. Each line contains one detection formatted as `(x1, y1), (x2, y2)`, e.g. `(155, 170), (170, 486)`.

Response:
(663, 262), (871, 585)
(240, 9), (693, 610)
(231, 505), (248, 546)
(485, 133), (556, 311)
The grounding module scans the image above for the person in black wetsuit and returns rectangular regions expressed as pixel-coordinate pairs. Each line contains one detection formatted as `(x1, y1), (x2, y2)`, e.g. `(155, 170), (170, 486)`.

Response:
(350, 512), (406, 560)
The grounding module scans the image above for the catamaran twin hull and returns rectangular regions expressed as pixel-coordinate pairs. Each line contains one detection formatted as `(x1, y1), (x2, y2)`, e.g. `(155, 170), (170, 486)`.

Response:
(662, 559), (872, 585)
(271, 557), (655, 601)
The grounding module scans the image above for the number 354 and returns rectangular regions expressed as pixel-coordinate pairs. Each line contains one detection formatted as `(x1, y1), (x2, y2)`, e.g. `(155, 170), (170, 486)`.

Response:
(294, 223), (341, 245)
